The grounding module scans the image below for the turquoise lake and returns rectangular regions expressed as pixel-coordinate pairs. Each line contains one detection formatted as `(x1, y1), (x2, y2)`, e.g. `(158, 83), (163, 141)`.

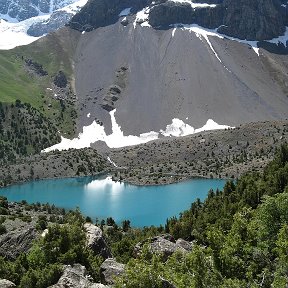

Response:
(0, 176), (226, 227)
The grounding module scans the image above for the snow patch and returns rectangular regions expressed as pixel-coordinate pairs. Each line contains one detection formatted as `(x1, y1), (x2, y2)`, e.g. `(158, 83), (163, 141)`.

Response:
(119, 7), (131, 17)
(194, 119), (232, 133)
(0, 16), (47, 49)
(169, 0), (217, 9)
(160, 118), (195, 137)
(0, 0), (88, 50)
(133, 7), (150, 28)
(268, 26), (288, 47)
(43, 109), (233, 152)
(87, 113), (90, 118)
(107, 157), (118, 167)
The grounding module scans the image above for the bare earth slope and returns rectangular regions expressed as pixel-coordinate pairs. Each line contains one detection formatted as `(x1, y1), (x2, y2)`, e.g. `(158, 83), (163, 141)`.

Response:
(74, 20), (288, 137)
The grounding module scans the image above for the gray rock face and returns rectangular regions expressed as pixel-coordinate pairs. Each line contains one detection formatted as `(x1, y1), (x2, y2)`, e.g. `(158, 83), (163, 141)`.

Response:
(219, 0), (286, 40)
(149, 2), (194, 27)
(0, 279), (16, 288)
(49, 264), (108, 288)
(149, 235), (177, 259)
(84, 223), (112, 259)
(176, 238), (193, 252)
(100, 258), (125, 285)
(70, 0), (149, 31)
(0, 226), (37, 260)
(148, 1), (223, 29)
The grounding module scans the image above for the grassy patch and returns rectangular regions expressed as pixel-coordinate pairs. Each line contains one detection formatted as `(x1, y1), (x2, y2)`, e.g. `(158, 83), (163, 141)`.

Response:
(0, 28), (80, 136)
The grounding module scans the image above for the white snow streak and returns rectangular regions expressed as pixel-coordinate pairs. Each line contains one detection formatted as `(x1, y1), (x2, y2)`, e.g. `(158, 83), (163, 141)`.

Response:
(107, 157), (118, 167)
(172, 27), (176, 37)
(169, 0), (217, 9)
(43, 109), (233, 152)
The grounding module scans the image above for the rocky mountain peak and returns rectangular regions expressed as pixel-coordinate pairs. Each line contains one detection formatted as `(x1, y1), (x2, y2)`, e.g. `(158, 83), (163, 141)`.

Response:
(0, 0), (75, 21)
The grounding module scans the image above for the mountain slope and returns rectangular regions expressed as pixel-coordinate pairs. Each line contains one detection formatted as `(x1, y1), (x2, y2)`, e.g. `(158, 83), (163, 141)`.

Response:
(74, 22), (288, 137)
(2, 0), (288, 151)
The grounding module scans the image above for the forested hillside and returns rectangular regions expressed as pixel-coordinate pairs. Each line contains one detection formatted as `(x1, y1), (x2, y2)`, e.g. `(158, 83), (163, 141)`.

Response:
(116, 145), (288, 287)
(0, 145), (287, 287)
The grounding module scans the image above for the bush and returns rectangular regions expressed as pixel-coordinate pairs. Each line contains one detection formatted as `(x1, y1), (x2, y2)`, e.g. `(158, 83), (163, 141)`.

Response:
(0, 224), (6, 235)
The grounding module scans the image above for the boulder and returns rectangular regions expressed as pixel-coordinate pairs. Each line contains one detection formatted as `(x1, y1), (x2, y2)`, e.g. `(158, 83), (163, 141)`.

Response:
(100, 258), (125, 284)
(134, 234), (192, 260)
(149, 236), (177, 259)
(175, 238), (192, 252)
(121, 18), (129, 26)
(84, 223), (112, 259)
(0, 226), (37, 260)
(49, 264), (109, 288)
(0, 279), (16, 288)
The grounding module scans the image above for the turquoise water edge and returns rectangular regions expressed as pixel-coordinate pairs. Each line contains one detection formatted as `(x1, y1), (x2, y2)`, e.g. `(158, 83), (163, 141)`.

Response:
(0, 176), (226, 227)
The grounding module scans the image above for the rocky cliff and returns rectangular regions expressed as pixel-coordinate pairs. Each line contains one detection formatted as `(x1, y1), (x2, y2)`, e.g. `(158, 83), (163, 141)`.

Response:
(70, 0), (149, 31)
(69, 0), (287, 40)
(219, 0), (286, 40)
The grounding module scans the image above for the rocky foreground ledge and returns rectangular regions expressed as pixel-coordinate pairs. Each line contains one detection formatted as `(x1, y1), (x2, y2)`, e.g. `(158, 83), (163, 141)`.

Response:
(0, 199), (194, 287)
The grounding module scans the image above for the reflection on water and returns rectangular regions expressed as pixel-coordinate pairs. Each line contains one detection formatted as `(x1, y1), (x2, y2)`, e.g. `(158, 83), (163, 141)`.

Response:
(0, 176), (226, 227)
(85, 176), (124, 194)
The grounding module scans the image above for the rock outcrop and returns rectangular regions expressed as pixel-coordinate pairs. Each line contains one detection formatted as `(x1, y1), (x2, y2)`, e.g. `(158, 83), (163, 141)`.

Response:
(54, 71), (68, 88)
(175, 238), (193, 252)
(70, 0), (149, 31)
(49, 264), (109, 288)
(134, 234), (192, 260)
(100, 258), (125, 285)
(84, 223), (112, 259)
(219, 0), (286, 40)
(148, 1), (223, 29)
(25, 59), (48, 76)
(0, 279), (16, 288)
(0, 226), (37, 260)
